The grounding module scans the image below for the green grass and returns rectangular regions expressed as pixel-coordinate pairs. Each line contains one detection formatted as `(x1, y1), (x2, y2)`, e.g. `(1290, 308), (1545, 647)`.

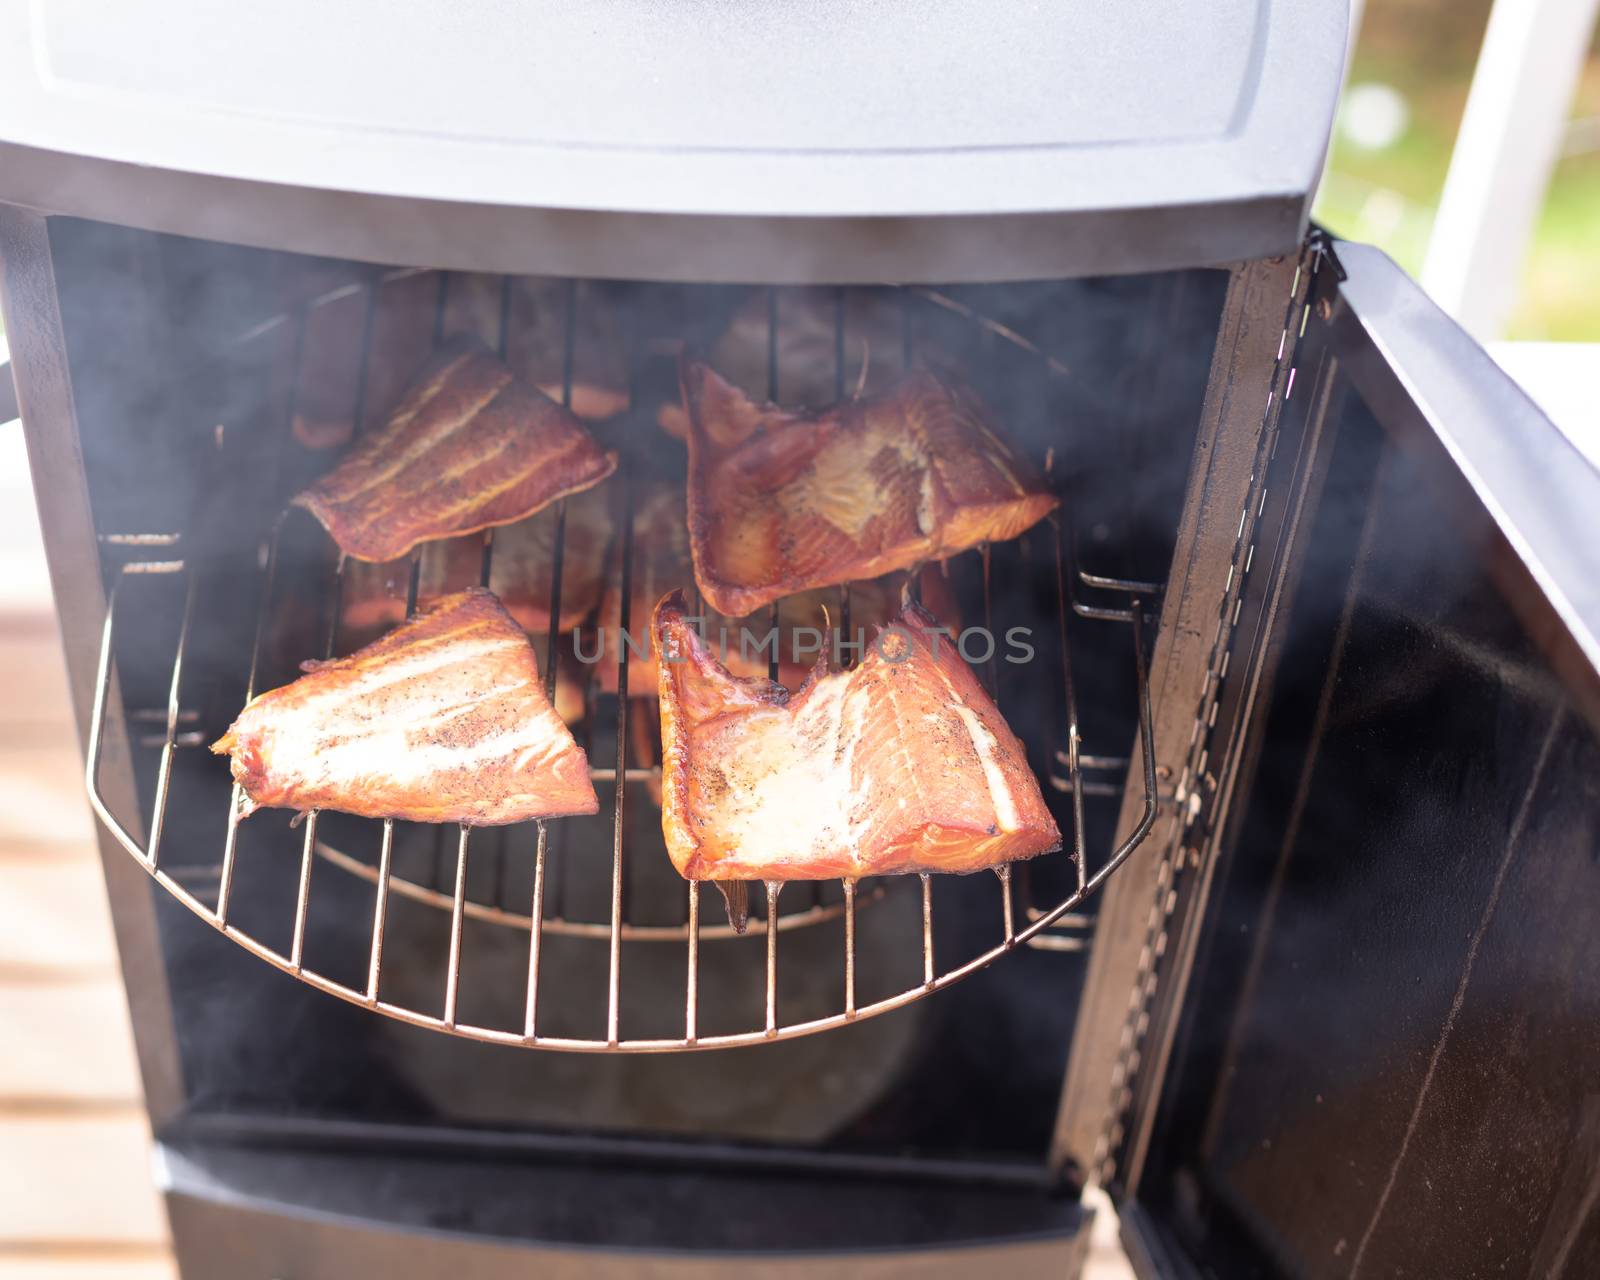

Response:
(1509, 158), (1600, 340)
(1316, 22), (1600, 342)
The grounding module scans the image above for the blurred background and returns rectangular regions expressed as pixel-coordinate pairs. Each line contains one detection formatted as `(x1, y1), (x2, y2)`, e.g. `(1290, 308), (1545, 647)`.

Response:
(1321, 0), (1600, 342)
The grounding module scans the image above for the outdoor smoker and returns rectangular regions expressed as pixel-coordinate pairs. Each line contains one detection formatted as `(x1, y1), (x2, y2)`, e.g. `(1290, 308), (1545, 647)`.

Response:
(1, 1), (1598, 1276)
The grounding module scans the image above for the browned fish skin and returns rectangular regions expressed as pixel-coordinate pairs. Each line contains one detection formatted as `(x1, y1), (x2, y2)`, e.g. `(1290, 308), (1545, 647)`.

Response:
(340, 486), (613, 646)
(591, 480), (962, 698)
(293, 338), (617, 563)
(655, 591), (1060, 881)
(682, 364), (1058, 617)
(482, 487), (613, 634)
(508, 278), (631, 422)
(213, 589), (598, 826)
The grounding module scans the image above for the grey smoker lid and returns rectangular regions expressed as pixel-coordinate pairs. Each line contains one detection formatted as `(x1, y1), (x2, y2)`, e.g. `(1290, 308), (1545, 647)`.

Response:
(0, 0), (1347, 282)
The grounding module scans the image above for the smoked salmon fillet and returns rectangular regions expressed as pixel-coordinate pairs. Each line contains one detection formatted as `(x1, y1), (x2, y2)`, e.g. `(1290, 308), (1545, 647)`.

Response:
(293, 338), (617, 563)
(338, 485), (613, 646)
(337, 560), (590, 725)
(213, 588), (598, 826)
(509, 278), (631, 422)
(657, 288), (910, 440)
(590, 481), (961, 698)
(682, 363), (1057, 617)
(654, 591), (1060, 881)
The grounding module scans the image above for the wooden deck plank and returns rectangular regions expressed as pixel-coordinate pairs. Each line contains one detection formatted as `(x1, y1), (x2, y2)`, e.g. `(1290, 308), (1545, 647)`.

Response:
(0, 1115), (168, 1246)
(0, 1253), (176, 1280)
(0, 983), (142, 1104)
(0, 745), (96, 852)
(0, 860), (122, 978)
(0, 621), (76, 736)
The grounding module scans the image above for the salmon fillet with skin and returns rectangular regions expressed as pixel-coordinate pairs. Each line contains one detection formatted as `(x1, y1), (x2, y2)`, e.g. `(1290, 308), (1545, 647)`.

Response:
(510, 278), (632, 422)
(339, 486), (613, 644)
(682, 363), (1058, 617)
(292, 338), (617, 563)
(657, 287), (911, 441)
(655, 591), (1060, 881)
(336, 557), (590, 724)
(589, 481), (963, 698)
(212, 588), (598, 826)
(479, 487), (613, 634)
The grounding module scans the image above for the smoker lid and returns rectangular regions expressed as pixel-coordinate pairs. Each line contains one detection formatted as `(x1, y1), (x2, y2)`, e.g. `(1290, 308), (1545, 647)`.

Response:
(0, 0), (1347, 282)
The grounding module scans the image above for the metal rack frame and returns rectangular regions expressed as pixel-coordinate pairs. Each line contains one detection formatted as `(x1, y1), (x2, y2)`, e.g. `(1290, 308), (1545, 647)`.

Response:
(82, 275), (1160, 1052)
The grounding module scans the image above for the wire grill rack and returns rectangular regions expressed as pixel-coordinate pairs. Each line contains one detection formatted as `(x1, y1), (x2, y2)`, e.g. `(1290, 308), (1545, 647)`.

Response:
(309, 831), (888, 943)
(85, 273), (1159, 1052)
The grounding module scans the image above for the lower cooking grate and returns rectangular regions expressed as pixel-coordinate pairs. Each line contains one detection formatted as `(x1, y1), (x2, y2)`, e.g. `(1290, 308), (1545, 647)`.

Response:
(83, 275), (1158, 1051)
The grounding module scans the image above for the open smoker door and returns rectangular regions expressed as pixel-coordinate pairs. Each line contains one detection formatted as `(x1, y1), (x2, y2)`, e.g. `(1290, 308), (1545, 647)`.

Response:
(1067, 243), (1600, 1278)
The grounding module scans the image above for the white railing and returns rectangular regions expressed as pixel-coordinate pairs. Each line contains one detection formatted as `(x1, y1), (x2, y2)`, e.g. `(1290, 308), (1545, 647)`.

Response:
(1420, 0), (1600, 342)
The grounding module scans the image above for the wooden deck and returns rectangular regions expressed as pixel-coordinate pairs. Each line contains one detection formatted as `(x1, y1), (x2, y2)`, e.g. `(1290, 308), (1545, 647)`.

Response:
(0, 612), (175, 1279)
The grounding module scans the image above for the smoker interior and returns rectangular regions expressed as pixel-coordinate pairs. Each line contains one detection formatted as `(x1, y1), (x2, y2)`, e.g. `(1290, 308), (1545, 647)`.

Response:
(45, 216), (1240, 1261)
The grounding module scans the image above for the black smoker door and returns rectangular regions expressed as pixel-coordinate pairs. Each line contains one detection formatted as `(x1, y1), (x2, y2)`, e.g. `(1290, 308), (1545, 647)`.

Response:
(1124, 244), (1600, 1277)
